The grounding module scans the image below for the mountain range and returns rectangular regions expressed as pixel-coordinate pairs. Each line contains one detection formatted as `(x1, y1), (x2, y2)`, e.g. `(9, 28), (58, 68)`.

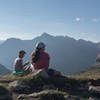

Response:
(0, 33), (99, 74)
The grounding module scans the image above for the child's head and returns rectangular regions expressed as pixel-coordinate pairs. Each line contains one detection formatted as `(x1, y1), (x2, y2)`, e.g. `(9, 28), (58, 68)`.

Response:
(18, 50), (26, 58)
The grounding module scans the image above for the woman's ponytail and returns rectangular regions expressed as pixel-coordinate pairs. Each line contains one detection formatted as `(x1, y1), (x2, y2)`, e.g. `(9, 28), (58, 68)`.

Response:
(31, 48), (41, 63)
(31, 42), (46, 63)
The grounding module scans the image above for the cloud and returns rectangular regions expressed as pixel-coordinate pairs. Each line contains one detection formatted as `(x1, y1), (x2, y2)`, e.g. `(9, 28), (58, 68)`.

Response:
(75, 17), (81, 22)
(92, 18), (99, 22)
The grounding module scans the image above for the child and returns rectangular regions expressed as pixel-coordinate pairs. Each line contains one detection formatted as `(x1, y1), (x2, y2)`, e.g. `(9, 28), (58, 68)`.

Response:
(13, 50), (31, 75)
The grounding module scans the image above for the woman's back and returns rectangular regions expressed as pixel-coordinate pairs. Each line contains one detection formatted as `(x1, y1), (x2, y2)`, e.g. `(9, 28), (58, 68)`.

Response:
(32, 51), (50, 72)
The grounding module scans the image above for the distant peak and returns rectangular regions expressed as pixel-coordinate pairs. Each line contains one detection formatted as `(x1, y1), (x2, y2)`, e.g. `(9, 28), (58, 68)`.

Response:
(78, 39), (85, 42)
(1, 38), (22, 45)
(6, 38), (21, 41)
(41, 33), (53, 37)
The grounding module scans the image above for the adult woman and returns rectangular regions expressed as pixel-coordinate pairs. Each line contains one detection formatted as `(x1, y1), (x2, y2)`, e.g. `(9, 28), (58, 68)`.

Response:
(30, 42), (61, 76)
(31, 42), (49, 72)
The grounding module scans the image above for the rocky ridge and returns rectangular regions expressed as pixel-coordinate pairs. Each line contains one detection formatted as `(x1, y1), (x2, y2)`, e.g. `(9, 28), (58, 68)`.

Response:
(0, 68), (100, 100)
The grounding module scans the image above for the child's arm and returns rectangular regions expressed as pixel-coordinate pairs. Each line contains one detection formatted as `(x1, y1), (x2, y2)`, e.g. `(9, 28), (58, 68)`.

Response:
(17, 60), (29, 69)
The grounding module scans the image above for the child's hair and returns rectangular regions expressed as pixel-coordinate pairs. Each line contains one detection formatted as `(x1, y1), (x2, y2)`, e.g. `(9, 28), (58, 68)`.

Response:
(18, 50), (26, 56)
(31, 48), (41, 63)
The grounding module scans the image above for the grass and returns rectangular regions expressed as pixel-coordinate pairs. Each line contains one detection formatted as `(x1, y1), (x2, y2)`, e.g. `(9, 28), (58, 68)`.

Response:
(67, 65), (100, 80)
(67, 74), (100, 80)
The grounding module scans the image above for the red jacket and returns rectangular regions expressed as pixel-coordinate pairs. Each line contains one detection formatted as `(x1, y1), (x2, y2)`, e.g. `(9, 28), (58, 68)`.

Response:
(32, 51), (50, 72)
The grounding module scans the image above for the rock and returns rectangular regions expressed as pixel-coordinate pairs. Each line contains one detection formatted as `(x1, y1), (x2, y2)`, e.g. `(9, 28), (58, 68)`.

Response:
(89, 86), (100, 98)
(0, 85), (12, 100)
(42, 84), (56, 90)
(33, 69), (49, 79)
(89, 97), (100, 100)
(9, 80), (31, 94)
(17, 90), (65, 100)
(9, 70), (49, 94)
(64, 95), (80, 100)
(17, 94), (80, 100)
(17, 94), (39, 100)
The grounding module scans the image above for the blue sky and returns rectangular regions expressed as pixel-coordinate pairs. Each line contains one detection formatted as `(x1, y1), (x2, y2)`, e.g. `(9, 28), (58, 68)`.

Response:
(0, 0), (100, 42)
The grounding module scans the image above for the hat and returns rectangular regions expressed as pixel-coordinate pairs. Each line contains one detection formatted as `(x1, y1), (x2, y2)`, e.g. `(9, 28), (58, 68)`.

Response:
(35, 42), (46, 49)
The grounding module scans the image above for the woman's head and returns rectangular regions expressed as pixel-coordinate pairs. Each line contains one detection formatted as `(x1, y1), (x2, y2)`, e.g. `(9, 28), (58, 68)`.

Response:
(35, 42), (46, 51)
(31, 42), (46, 63)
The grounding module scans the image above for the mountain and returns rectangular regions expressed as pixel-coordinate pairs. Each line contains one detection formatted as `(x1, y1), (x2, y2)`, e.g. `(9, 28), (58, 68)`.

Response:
(0, 33), (99, 74)
(0, 64), (11, 75)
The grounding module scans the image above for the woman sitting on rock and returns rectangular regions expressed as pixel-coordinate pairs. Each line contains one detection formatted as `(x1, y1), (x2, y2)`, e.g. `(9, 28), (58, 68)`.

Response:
(13, 50), (31, 75)
(30, 42), (61, 76)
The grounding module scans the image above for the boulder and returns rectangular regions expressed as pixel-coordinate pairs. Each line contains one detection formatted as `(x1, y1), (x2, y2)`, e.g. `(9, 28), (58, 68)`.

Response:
(0, 85), (12, 100)
(9, 69), (49, 94)
(33, 69), (49, 79)
(17, 90), (66, 100)
(89, 86), (100, 98)
(42, 84), (56, 90)
(17, 94), (39, 100)
(9, 80), (31, 94)
(64, 95), (80, 100)
(89, 97), (100, 100)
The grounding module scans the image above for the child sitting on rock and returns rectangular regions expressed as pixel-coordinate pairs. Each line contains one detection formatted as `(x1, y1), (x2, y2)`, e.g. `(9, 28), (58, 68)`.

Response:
(13, 50), (31, 76)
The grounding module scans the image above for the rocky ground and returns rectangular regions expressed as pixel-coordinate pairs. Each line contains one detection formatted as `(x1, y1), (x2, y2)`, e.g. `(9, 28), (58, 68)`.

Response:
(0, 69), (100, 100)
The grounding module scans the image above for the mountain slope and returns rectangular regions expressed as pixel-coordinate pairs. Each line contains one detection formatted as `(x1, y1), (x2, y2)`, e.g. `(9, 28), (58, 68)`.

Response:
(0, 64), (11, 75)
(79, 64), (100, 76)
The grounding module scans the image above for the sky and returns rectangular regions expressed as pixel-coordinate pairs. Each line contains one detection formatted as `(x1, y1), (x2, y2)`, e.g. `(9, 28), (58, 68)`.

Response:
(0, 0), (100, 42)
